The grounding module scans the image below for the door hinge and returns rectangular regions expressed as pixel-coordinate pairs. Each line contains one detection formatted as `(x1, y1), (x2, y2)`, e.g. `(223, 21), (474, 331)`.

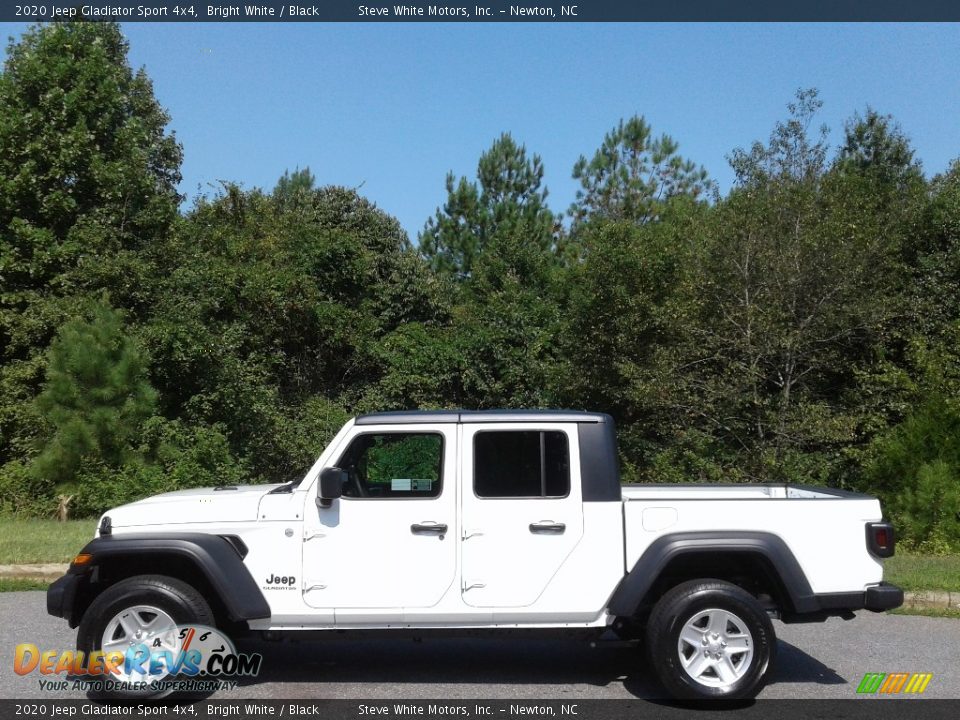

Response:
(462, 529), (484, 541)
(303, 530), (326, 542)
(303, 582), (327, 592)
(462, 581), (486, 592)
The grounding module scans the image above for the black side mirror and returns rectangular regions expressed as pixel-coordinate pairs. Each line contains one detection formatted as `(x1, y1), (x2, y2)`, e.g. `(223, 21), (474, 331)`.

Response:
(317, 467), (346, 508)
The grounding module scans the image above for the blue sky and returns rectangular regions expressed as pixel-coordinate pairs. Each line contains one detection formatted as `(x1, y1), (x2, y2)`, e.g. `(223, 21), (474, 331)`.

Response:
(3, 22), (959, 239)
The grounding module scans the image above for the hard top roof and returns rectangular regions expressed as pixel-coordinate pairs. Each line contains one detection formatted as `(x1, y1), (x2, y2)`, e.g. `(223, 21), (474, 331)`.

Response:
(355, 409), (610, 425)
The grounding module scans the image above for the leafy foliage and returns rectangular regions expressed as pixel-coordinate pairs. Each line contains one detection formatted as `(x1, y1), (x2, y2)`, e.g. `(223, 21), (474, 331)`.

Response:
(866, 396), (960, 551)
(0, 21), (182, 511)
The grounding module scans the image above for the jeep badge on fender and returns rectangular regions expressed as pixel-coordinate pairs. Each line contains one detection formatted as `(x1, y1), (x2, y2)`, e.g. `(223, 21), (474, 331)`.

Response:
(46, 410), (904, 701)
(265, 574), (296, 588)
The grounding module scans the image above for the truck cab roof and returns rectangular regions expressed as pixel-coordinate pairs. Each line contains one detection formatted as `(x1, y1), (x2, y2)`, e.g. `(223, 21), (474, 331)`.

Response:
(355, 409), (612, 425)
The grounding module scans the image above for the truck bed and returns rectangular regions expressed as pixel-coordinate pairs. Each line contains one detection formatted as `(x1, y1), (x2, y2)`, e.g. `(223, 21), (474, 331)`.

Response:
(620, 483), (885, 596)
(621, 483), (864, 501)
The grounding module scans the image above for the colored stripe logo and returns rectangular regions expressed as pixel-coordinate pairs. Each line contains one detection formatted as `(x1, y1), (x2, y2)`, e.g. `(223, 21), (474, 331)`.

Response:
(857, 672), (933, 694)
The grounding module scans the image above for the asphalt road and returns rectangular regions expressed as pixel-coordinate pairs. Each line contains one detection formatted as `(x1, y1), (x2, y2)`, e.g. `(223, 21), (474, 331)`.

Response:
(3, 591), (958, 700)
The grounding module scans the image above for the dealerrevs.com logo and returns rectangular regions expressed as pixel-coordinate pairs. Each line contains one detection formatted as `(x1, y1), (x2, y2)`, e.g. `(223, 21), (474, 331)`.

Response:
(856, 672), (934, 695)
(14, 624), (262, 694)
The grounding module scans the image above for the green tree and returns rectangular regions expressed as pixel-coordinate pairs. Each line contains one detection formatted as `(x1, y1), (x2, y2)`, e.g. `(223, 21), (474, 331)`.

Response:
(32, 303), (157, 487)
(911, 161), (960, 339)
(861, 160), (960, 550)
(690, 90), (904, 483)
(0, 21), (181, 320)
(0, 21), (181, 474)
(419, 133), (556, 278)
(554, 201), (707, 481)
(145, 180), (437, 481)
(865, 394), (960, 551)
(570, 115), (712, 228)
(729, 88), (828, 186)
(837, 109), (924, 193)
(273, 166), (317, 212)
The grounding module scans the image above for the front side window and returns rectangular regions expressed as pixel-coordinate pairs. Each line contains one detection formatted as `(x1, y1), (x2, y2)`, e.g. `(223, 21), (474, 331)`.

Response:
(474, 430), (570, 498)
(338, 432), (443, 499)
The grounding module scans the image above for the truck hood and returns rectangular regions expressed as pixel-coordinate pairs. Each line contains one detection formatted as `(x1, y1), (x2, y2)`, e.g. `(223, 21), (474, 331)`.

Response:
(103, 484), (285, 528)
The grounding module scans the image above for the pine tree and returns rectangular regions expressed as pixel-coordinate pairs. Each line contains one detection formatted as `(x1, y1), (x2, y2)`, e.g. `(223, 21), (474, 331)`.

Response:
(419, 133), (555, 278)
(570, 115), (711, 228)
(33, 303), (157, 486)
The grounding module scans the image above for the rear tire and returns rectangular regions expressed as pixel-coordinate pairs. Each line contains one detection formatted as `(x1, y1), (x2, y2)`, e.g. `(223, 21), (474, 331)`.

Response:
(77, 574), (214, 700)
(645, 579), (776, 700)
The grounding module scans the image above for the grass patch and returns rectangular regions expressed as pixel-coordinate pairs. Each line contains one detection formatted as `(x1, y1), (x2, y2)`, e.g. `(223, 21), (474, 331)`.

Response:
(0, 577), (49, 592)
(884, 553), (960, 592)
(0, 519), (97, 564)
(891, 606), (960, 619)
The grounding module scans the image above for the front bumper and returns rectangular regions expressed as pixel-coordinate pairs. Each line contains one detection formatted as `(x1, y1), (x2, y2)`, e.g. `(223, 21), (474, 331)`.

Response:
(47, 572), (84, 627)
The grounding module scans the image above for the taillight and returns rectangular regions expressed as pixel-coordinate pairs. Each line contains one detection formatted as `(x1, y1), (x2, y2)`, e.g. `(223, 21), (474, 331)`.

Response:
(866, 522), (895, 558)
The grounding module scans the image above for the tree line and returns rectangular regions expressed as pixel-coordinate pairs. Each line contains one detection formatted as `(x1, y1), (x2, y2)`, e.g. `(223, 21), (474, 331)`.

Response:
(1, 23), (958, 550)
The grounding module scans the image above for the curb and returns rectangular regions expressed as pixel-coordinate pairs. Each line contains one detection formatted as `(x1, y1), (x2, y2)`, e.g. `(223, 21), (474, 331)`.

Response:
(902, 590), (960, 611)
(0, 563), (68, 579)
(0, 565), (957, 611)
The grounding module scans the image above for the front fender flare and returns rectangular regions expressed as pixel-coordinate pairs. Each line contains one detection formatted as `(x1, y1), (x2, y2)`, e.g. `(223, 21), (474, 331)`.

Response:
(60, 532), (271, 622)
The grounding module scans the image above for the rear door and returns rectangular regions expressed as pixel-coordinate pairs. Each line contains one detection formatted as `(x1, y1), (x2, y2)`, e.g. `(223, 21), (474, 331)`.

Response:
(459, 423), (584, 608)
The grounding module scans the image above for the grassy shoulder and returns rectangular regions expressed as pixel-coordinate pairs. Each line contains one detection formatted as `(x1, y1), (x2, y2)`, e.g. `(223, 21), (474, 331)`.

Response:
(884, 553), (960, 592)
(0, 518), (97, 565)
(0, 577), (49, 592)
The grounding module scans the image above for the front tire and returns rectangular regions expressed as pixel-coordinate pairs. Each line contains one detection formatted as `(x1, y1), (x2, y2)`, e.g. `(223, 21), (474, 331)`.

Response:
(645, 579), (776, 700)
(77, 574), (214, 700)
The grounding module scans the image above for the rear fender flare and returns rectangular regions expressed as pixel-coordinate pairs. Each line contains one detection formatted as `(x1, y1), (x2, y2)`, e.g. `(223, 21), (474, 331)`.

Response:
(607, 531), (817, 616)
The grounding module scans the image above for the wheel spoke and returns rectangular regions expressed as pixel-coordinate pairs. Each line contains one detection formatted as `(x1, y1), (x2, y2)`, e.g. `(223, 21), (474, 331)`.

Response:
(155, 638), (179, 656)
(142, 614), (174, 634)
(707, 610), (726, 634)
(679, 627), (704, 648)
(133, 610), (152, 630)
(725, 635), (751, 654)
(118, 614), (138, 640)
(101, 638), (126, 655)
(683, 651), (712, 678)
(715, 654), (739, 684)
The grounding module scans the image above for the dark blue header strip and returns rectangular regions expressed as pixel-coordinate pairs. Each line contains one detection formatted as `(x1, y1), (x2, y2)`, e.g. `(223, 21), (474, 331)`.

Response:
(4, 0), (960, 22)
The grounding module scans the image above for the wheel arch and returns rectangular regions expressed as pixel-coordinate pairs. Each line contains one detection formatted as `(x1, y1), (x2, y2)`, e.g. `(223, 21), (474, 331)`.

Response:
(56, 533), (270, 628)
(608, 531), (817, 621)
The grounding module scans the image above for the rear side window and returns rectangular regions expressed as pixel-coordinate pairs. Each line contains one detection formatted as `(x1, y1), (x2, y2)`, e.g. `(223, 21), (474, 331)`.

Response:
(474, 431), (569, 498)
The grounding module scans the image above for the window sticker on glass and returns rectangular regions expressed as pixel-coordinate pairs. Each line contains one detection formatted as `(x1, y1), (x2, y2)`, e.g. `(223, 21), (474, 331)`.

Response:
(391, 479), (434, 492)
(338, 433), (443, 498)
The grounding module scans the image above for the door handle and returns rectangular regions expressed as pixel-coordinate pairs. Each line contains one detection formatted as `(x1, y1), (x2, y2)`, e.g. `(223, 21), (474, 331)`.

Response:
(529, 521), (566, 534)
(411, 522), (448, 538)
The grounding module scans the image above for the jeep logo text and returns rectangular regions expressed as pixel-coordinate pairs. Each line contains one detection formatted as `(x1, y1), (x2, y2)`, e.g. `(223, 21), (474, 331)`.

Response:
(265, 574), (295, 586)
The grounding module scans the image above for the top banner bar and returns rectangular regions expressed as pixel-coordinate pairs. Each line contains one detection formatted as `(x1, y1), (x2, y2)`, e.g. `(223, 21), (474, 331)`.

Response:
(4, 1), (960, 22)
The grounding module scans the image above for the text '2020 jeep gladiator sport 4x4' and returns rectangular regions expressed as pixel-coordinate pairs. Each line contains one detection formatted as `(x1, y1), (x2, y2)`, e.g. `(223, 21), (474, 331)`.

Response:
(48, 410), (903, 699)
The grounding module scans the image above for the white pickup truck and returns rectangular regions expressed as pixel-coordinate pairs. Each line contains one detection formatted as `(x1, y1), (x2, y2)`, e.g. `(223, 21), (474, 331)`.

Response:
(48, 410), (902, 700)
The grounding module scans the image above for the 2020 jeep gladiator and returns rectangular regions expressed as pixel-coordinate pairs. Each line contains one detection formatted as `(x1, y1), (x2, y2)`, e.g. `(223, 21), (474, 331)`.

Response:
(48, 410), (903, 699)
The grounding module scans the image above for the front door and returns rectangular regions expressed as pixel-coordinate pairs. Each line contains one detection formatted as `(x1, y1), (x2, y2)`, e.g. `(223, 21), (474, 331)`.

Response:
(460, 423), (584, 608)
(301, 424), (457, 619)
